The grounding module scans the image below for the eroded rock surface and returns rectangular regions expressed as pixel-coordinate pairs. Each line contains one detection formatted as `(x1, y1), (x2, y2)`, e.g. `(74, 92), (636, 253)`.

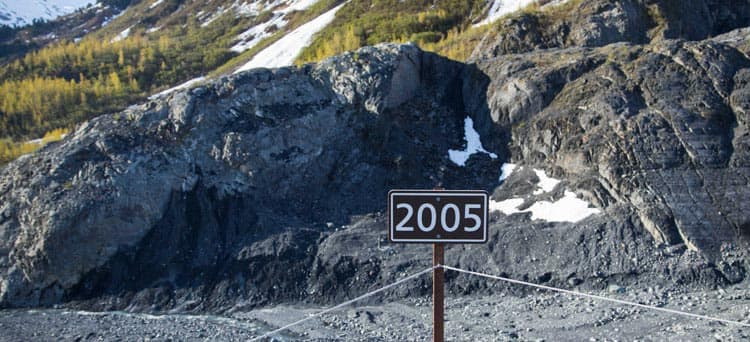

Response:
(1, 25), (750, 312)
(471, 0), (750, 61)
(474, 39), (750, 257)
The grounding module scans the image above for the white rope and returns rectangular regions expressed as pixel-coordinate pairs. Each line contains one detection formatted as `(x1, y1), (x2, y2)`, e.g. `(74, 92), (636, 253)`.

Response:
(441, 265), (750, 328)
(250, 265), (437, 341)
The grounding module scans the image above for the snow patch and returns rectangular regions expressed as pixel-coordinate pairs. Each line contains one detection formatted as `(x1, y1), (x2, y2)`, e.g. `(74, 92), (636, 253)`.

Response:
(228, 0), (324, 53)
(23, 133), (67, 151)
(499, 163), (517, 182)
(233, 2), (259, 17)
(100, 10), (125, 28)
(533, 169), (560, 194)
(287, 0), (319, 11)
(448, 117), (498, 167)
(149, 0), (165, 9)
(234, 3), (343, 72)
(201, 10), (225, 27)
(112, 25), (133, 42)
(490, 191), (600, 223)
(149, 76), (206, 99)
(490, 164), (600, 223)
(525, 191), (601, 222)
(539, 0), (570, 9)
(474, 0), (570, 27)
(229, 12), (288, 52)
(489, 198), (524, 215)
(475, 0), (536, 27)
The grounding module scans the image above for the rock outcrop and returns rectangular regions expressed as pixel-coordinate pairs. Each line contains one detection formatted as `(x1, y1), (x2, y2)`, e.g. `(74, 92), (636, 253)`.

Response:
(471, 0), (750, 60)
(0, 45), (503, 309)
(1, 2), (750, 311)
(475, 39), (750, 254)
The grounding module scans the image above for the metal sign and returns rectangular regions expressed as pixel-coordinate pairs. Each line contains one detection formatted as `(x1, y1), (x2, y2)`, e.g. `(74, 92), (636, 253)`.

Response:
(388, 190), (488, 243)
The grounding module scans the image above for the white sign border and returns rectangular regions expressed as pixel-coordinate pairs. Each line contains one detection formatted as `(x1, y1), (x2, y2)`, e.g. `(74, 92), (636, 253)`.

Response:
(388, 190), (488, 243)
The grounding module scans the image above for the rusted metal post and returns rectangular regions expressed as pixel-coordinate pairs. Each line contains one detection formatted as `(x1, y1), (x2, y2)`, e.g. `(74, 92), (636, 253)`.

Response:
(433, 243), (444, 342)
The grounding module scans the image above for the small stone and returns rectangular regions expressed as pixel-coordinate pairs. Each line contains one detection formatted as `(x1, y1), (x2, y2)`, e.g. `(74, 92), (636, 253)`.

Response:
(568, 277), (584, 286)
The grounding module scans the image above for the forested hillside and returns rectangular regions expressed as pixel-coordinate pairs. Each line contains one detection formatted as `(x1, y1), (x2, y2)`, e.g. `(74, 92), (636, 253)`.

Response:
(0, 16), (244, 163)
(0, 0), (332, 163)
(0, 17), (243, 138)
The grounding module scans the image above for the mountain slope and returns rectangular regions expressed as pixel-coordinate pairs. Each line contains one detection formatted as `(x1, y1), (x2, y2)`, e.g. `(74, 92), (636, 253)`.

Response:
(234, 2), (344, 72)
(0, 0), (96, 27)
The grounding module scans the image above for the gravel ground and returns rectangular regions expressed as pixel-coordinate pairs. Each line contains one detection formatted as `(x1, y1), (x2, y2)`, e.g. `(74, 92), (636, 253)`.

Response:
(3, 283), (750, 341)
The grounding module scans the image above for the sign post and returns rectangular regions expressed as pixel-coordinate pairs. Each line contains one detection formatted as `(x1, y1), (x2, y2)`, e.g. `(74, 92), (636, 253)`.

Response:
(433, 243), (444, 342)
(388, 189), (488, 342)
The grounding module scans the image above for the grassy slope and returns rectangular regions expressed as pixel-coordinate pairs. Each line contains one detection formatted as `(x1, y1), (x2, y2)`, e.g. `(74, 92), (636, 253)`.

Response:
(295, 0), (594, 64)
(295, 0), (488, 64)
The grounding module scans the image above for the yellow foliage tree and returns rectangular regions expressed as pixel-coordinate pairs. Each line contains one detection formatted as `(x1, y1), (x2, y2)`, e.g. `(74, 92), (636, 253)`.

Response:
(109, 72), (122, 93)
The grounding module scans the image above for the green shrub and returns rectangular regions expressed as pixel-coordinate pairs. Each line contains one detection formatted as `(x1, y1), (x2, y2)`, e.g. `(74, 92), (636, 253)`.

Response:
(410, 31), (443, 44)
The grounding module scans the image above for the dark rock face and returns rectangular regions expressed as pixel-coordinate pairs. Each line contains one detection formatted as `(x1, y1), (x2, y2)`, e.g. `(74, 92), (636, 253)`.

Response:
(474, 39), (750, 257)
(1, 25), (750, 312)
(471, 0), (750, 61)
(0, 44), (502, 309)
(651, 0), (750, 41)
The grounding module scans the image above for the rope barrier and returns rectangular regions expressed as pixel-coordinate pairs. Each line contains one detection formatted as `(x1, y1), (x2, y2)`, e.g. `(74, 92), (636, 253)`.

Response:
(250, 264), (750, 340)
(441, 265), (750, 328)
(249, 265), (437, 341)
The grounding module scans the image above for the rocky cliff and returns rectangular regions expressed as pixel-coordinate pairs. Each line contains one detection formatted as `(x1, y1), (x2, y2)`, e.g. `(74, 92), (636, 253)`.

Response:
(472, 0), (750, 60)
(1, 1), (750, 312)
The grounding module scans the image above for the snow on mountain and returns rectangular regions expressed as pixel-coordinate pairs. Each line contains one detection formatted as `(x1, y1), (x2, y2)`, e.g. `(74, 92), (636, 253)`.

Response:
(235, 2), (343, 72)
(489, 166), (600, 223)
(149, 76), (206, 100)
(499, 163), (517, 182)
(148, 0), (165, 10)
(491, 190), (600, 223)
(475, 0), (536, 26)
(475, 0), (571, 26)
(229, 0), (322, 53)
(448, 116), (498, 167)
(112, 25), (132, 42)
(0, 0), (97, 27)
